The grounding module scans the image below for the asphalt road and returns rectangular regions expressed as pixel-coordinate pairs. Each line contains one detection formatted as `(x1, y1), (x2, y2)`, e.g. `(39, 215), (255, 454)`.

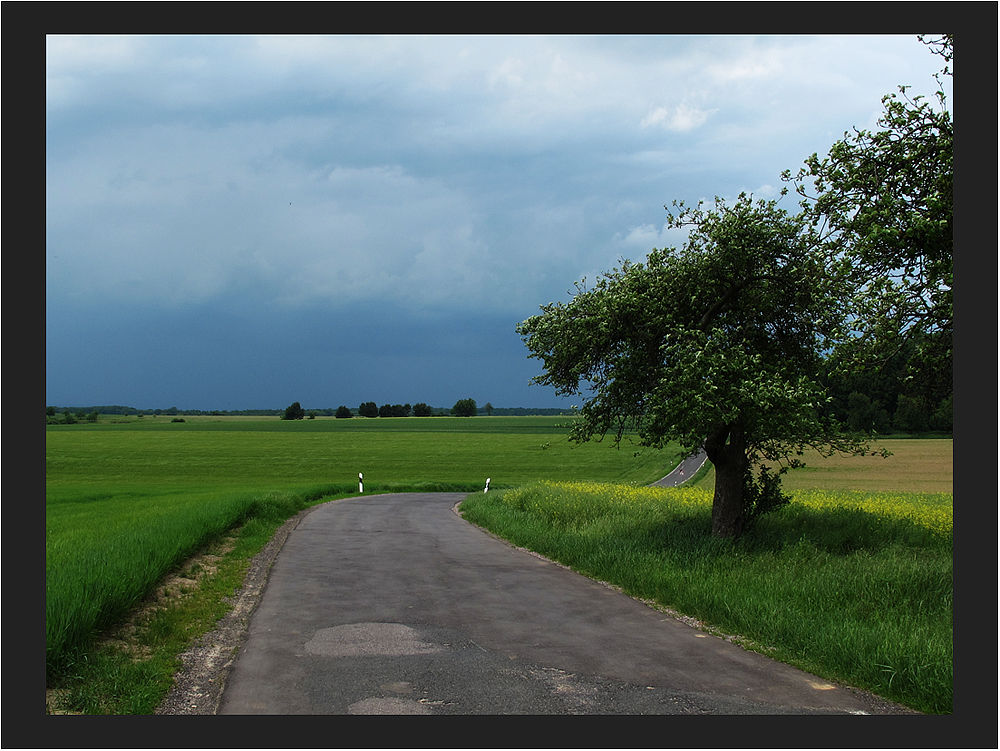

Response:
(650, 449), (708, 487)
(214, 491), (915, 715)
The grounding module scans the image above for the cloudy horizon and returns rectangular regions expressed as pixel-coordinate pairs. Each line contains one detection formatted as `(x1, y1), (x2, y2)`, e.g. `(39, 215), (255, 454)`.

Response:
(46, 34), (951, 411)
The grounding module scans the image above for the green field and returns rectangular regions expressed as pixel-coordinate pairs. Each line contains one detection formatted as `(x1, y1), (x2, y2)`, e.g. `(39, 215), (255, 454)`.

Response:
(46, 416), (952, 714)
(46, 416), (680, 692)
(46, 415), (676, 493)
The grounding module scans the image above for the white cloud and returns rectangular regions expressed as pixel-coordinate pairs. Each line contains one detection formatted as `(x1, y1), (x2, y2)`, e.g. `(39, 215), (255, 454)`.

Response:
(641, 103), (714, 132)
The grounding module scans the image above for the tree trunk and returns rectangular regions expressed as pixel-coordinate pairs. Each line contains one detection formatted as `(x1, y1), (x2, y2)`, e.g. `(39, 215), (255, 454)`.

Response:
(704, 421), (749, 539)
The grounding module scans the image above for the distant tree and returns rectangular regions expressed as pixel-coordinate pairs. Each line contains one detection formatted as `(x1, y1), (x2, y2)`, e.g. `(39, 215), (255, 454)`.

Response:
(386, 404), (411, 417)
(87, 410), (100, 423)
(46, 406), (56, 417)
(378, 403), (393, 418)
(359, 402), (379, 418)
(451, 398), (478, 417)
(282, 402), (306, 420)
(335, 405), (353, 419)
(413, 402), (433, 417)
(63, 410), (76, 424)
(929, 394), (952, 432)
(845, 392), (890, 434)
(307, 410), (318, 419)
(893, 395), (930, 434)
(484, 402), (494, 416)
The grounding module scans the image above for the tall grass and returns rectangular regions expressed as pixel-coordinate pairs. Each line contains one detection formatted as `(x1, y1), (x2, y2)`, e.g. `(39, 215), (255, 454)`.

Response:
(460, 482), (953, 714)
(47, 488), (292, 678)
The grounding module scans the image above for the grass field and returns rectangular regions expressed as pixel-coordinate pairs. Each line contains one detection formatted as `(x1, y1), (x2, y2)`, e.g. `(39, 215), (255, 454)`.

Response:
(46, 416), (952, 714)
(45, 415), (678, 697)
(45, 415), (675, 492)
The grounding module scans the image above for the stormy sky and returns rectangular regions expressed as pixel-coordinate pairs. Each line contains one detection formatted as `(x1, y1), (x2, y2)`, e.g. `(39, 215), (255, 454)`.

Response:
(45, 34), (950, 411)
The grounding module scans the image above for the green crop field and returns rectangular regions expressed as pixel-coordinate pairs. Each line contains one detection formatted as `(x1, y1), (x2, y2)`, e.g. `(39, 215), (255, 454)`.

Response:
(45, 415), (677, 493)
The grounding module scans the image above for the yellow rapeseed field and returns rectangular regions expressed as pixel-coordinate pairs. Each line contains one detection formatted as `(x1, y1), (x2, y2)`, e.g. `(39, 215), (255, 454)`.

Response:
(499, 480), (951, 538)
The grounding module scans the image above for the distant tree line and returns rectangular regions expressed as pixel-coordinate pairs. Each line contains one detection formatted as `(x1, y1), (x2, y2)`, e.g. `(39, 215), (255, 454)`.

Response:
(46, 406), (99, 425)
(821, 329), (952, 434)
(46, 401), (578, 421)
(45, 368), (949, 433)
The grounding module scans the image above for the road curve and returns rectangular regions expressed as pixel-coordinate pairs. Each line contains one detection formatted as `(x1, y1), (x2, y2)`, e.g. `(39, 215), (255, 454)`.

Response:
(203, 492), (915, 715)
(651, 449), (708, 487)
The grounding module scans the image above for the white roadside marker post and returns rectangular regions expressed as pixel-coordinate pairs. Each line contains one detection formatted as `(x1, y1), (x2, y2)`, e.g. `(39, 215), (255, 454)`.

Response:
(484, 478), (490, 493)
(359, 473), (364, 493)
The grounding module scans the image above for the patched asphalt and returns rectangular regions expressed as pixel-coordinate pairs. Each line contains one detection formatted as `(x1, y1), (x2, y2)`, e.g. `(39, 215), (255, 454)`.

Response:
(212, 491), (918, 715)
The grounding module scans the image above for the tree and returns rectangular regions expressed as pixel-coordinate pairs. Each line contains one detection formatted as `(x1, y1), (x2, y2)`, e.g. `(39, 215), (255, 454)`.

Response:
(783, 35), (952, 376)
(282, 402), (305, 420)
(845, 392), (890, 435)
(451, 398), (478, 417)
(413, 402), (433, 417)
(484, 402), (494, 416)
(517, 194), (879, 539)
(335, 405), (353, 419)
(358, 402), (379, 418)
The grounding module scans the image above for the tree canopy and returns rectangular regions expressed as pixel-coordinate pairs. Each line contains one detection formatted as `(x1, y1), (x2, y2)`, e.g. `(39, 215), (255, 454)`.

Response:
(782, 35), (952, 373)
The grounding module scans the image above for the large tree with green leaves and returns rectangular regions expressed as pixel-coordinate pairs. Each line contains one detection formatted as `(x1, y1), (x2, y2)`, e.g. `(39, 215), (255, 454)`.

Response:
(518, 194), (878, 539)
(782, 35), (952, 376)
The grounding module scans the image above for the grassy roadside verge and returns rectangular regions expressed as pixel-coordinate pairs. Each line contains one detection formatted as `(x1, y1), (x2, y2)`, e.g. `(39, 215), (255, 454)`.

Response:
(459, 482), (952, 715)
(46, 482), (484, 715)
